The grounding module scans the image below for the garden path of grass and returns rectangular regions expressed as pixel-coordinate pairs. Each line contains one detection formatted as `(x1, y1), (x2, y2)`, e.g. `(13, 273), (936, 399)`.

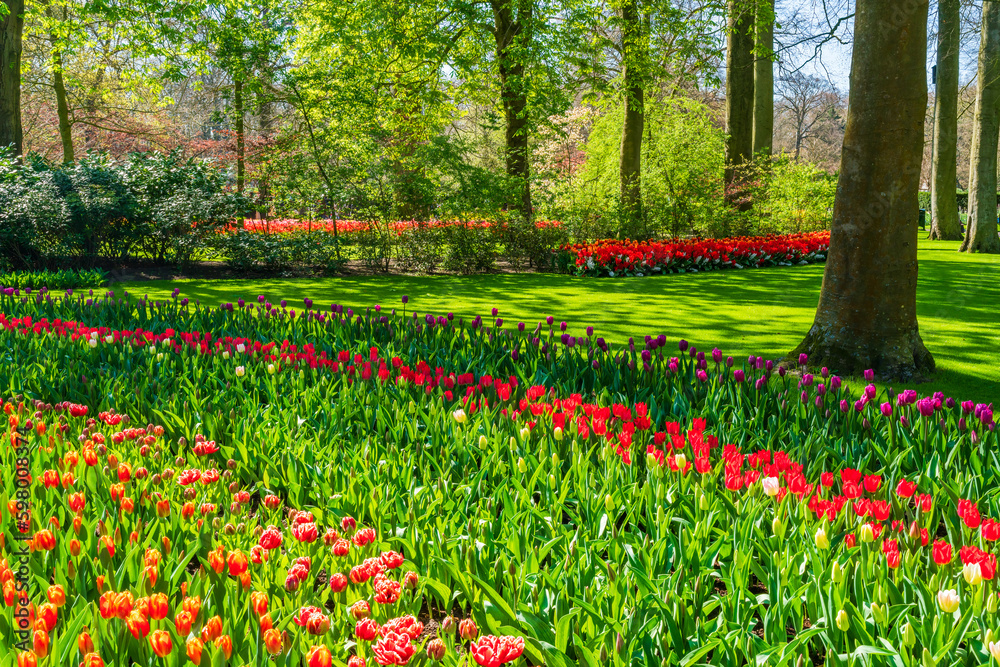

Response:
(119, 239), (1000, 404)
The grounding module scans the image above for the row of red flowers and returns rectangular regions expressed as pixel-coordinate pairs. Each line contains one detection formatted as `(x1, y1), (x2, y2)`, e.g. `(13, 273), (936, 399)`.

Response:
(561, 231), (830, 277)
(232, 219), (562, 236)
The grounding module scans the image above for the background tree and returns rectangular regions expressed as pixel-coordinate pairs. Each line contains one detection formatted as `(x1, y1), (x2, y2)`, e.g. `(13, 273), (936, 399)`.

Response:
(617, 0), (645, 226)
(752, 0), (773, 156)
(776, 72), (842, 163)
(790, 0), (934, 381)
(1, 0), (24, 156)
(929, 0), (962, 241)
(961, 0), (1000, 254)
(724, 0), (753, 209)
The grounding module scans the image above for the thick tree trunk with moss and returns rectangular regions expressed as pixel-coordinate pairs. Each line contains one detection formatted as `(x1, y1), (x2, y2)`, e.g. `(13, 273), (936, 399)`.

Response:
(619, 0), (644, 227)
(725, 0), (754, 209)
(753, 0), (774, 157)
(790, 0), (934, 381)
(929, 0), (961, 240)
(492, 0), (532, 220)
(0, 0), (24, 158)
(962, 2), (1000, 254)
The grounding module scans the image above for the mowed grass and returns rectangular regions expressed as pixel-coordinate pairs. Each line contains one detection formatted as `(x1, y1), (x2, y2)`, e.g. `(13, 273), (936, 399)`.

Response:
(118, 239), (1000, 404)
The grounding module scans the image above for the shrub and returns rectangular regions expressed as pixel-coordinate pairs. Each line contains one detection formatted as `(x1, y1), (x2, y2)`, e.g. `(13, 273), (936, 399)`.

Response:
(442, 222), (497, 274)
(0, 150), (248, 269)
(0, 268), (108, 290)
(396, 222), (445, 273)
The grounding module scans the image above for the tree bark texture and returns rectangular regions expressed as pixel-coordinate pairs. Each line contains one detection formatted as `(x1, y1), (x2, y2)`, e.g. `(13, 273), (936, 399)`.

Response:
(929, 0), (961, 240)
(753, 0), (774, 157)
(962, 1), (1000, 254)
(48, 6), (73, 163)
(492, 0), (532, 220)
(619, 0), (644, 226)
(234, 78), (245, 194)
(0, 0), (24, 158)
(725, 0), (754, 208)
(790, 0), (934, 381)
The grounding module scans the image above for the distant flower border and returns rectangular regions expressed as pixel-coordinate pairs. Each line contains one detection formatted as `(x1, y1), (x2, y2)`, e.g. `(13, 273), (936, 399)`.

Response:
(561, 232), (830, 278)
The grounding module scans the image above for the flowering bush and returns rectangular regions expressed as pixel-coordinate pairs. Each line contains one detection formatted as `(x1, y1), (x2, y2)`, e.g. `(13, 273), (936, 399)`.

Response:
(0, 287), (996, 665)
(562, 231), (830, 277)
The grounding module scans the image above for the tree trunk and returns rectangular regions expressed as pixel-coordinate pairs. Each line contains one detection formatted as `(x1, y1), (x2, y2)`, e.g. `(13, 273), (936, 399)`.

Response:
(257, 91), (273, 218)
(48, 7), (73, 163)
(492, 0), (532, 220)
(753, 0), (774, 157)
(929, 0), (962, 240)
(789, 0), (934, 381)
(961, 2), (1000, 254)
(619, 0), (644, 229)
(0, 0), (24, 158)
(234, 78), (245, 194)
(725, 0), (754, 209)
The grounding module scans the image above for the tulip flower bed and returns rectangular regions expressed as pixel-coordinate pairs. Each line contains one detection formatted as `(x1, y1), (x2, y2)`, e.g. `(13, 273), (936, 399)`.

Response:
(0, 288), (998, 666)
(236, 219), (564, 236)
(562, 232), (830, 277)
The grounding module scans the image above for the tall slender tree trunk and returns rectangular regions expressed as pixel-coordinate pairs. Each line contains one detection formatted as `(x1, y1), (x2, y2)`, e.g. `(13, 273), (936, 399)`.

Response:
(492, 0), (532, 220)
(257, 91), (273, 218)
(961, 2), (1000, 254)
(234, 78), (245, 194)
(753, 0), (774, 157)
(48, 7), (73, 163)
(0, 0), (24, 158)
(929, 0), (962, 240)
(619, 0), (644, 231)
(790, 0), (934, 381)
(725, 0), (754, 209)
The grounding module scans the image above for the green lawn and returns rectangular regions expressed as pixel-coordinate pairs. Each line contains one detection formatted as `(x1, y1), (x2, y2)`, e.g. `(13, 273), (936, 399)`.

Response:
(118, 239), (1000, 404)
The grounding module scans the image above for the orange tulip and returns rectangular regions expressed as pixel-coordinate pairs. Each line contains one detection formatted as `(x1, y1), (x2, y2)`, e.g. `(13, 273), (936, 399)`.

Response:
(33, 530), (55, 551)
(207, 546), (225, 575)
(263, 628), (283, 655)
(126, 610), (150, 640)
(227, 549), (248, 576)
(114, 591), (134, 619)
(250, 591), (268, 617)
(174, 610), (194, 636)
(148, 593), (168, 620)
(155, 499), (170, 518)
(79, 652), (105, 667)
(46, 585), (66, 607)
(185, 638), (204, 666)
(214, 635), (232, 660)
(32, 630), (49, 658)
(181, 595), (201, 619)
(78, 631), (95, 654)
(259, 613), (273, 632)
(16, 651), (36, 667)
(200, 615), (222, 643)
(149, 630), (172, 657)
(37, 603), (57, 631)
(306, 645), (333, 667)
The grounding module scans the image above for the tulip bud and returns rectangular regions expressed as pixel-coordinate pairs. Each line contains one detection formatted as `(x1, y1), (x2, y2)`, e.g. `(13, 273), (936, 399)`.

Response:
(815, 526), (830, 550)
(604, 494), (615, 514)
(835, 609), (849, 631)
(831, 562), (844, 584)
(615, 633), (624, 655)
(699, 493), (709, 511)
(901, 622), (915, 647)
(989, 593), (999, 614)
(859, 523), (874, 543)
(478, 435), (487, 449)
(922, 648), (935, 667)
(870, 602), (884, 625)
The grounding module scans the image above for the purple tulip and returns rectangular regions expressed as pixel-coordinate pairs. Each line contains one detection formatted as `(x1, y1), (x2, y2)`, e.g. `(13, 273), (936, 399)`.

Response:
(755, 377), (766, 391)
(401, 295), (408, 304)
(679, 339), (689, 352)
(821, 367), (829, 379)
(962, 400), (975, 414)
(560, 322), (567, 332)
(798, 353), (808, 366)
(778, 366), (787, 378)
(304, 298), (313, 309)
(765, 360), (774, 373)
(880, 402), (892, 418)
(726, 356), (734, 368)
(865, 385), (877, 400)
(587, 326), (594, 337)
(696, 370), (708, 383)
(734, 369), (745, 383)
(840, 399), (849, 413)
(817, 383), (826, 396)
(863, 369), (874, 382)
(492, 307), (498, 316)
(546, 316), (554, 326)
(830, 376), (841, 390)
(946, 397), (956, 409)
(668, 361), (678, 373)
(495, 318), (503, 328)
(916, 398), (935, 418)
(712, 348), (723, 364)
